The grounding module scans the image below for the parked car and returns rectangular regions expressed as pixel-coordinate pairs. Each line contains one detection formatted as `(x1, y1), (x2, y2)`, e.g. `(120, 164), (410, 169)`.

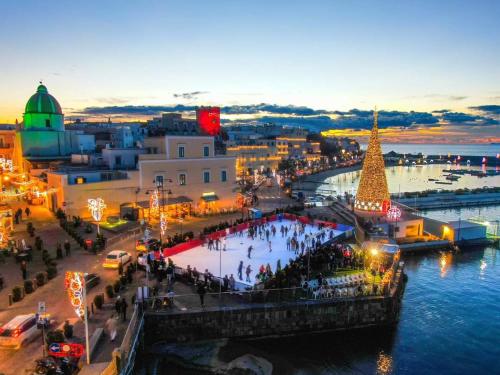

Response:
(103, 250), (131, 269)
(84, 273), (101, 290)
(0, 314), (39, 349)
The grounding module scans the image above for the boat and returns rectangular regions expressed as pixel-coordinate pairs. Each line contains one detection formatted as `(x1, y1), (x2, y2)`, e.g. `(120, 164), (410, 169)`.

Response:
(428, 178), (439, 181)
(435, 181), (453, 185)
(445, 175), (460, 181)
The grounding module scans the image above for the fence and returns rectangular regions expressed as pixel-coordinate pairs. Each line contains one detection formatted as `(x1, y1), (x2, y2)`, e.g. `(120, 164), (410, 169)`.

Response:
(117, 305), (144, 375)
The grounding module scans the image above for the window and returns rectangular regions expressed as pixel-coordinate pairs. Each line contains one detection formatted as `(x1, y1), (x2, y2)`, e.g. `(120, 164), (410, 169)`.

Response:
(203, 145), (210, 157)
(115, 156), (122, 166)
(45, 119), (51, 128)
(155, 175), (164, 187)
(203, 171), (210, 183)
(75, 176), (86, 184)
(178, 145), (185, 158)
(221, 170), (227, 182)
(179, 173), (186, 186)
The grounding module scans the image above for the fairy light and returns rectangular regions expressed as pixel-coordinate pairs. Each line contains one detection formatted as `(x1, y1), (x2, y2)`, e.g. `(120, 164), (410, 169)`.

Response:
(354, 109), (390, 215)
(64, 272), (85, 319)
(160, 212), (167, 236)
(87, 198), (106, 222)
(150, 189), (159, 217)
(386, 206), (402, 221)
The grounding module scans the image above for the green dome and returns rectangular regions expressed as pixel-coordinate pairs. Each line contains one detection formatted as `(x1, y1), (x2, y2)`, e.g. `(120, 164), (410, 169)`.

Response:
(25, 84), (62, 115)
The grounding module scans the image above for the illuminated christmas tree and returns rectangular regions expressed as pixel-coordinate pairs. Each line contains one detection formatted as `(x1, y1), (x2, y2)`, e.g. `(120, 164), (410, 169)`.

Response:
(354, 110), (390, 215)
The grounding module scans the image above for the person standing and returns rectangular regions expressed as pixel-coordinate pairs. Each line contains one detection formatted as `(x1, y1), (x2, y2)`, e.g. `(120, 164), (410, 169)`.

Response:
(25, 207), (31, 218)
(105, 314), (118, 342)
(229, 274), (236, 291)
(64, 240), (71, 256)
(247, 246), (252, 259)
(120, 298), (128, 321)
(223, 275), (229, 292)
(197, 282), (206, 307)
(20, 260), (27, 280)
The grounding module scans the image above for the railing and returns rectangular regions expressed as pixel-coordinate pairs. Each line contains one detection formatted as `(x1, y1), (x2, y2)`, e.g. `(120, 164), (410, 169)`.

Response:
(118, 305), (144, 375)
(142, 280), (394, 314)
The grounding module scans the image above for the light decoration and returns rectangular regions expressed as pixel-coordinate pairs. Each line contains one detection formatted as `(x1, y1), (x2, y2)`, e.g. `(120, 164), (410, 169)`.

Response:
(64, 271), (86, 319)
(160, 212), (167, 236)
(149, 189), (159, 217)
(87, 198), (106, 222)
(0, 158), (14, 172)
(386, 206), (402, 222)
(354, 109), (390, 215)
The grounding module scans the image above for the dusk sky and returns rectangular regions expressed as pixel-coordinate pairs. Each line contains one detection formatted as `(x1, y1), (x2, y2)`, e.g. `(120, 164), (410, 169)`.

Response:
(1, 0), (499, 143)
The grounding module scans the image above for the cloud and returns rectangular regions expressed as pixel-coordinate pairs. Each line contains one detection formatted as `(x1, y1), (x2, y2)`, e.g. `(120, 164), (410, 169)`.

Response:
(78, 104), (198, 116)
(432, 109), (450, 113)
(173, 91), (209, 100)
(469, 105), (500, 116)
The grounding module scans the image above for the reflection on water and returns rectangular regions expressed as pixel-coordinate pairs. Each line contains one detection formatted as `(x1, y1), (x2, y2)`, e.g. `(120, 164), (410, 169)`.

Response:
(318, 165), (499, 196)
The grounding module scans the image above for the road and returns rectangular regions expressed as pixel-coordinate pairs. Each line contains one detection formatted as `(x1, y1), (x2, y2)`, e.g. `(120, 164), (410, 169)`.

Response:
(0, 206), (138, 375)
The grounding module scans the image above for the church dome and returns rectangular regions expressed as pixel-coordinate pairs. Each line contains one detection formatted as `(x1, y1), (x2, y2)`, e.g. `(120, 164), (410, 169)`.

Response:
(25, 84), (62, 115)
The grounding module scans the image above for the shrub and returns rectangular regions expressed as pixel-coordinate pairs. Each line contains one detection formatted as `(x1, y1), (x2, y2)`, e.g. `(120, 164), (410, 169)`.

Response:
(120, 275), (127, 287)
(24, 280), (34, 294)
(113, 280), (121, 293)
(12, 286), (23, 302)
(93, 294), (104, 310)
(105, 285), (114, 299)
(36, 272), (46, 287)
(46, 329), (65, 346)
(46, 266), (58, 280)
(63, 321), (73, 339)
(55, 208), (66, 220)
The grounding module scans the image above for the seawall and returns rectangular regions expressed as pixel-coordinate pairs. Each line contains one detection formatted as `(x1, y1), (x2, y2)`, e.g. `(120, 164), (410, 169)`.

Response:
(143, 265), (406, 346)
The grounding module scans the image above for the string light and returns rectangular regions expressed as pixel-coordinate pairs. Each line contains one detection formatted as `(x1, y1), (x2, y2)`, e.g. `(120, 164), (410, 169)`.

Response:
(160, 212), (167, 236)
(64, 272), (85, 319)
(354, 109), (390, 214)
(150, 189), (159, 217)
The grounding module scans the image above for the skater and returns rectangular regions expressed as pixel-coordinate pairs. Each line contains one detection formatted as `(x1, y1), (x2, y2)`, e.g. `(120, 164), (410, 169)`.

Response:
(268, 240), (272, 252)
(238, 261), (244, 280)
(286, 237), (291, 251)
(245, 265), (252, 282)
(215, 238), (220, 251)
(247, 245), (253, 259)
(265, 229), (270, 241)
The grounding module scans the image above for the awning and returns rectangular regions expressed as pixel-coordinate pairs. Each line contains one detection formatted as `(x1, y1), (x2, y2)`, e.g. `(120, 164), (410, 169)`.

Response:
(136, 196), (193, 209)
(201, 194), (219, 202)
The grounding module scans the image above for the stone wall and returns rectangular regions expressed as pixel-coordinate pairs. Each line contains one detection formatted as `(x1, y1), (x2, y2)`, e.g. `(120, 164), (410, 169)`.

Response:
(144, 270), (405, 345)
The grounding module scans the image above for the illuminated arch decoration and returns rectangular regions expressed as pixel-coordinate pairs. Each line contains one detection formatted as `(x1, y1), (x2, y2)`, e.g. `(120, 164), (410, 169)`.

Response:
(65, 272), (86, 319)
(386, 206), (402, 222)
(87, 198), (106, 221)
(160, 212), (167, 236)
(150, 189), (160, 217)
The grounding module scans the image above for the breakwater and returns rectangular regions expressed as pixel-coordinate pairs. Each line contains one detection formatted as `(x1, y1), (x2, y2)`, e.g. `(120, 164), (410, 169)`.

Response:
(395, 191), (500, 210)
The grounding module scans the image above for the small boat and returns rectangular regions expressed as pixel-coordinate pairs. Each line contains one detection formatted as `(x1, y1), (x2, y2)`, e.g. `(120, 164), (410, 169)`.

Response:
(445, 175), (460, 181)
(435, 181), (453, 185)
(428, 178), (439, 181)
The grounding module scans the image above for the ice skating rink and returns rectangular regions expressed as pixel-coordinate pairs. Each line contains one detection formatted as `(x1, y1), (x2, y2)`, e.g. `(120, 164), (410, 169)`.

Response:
(169, 219), (344, 289)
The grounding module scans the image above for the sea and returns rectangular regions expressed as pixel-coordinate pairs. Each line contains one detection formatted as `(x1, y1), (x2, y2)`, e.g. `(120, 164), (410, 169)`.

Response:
(359, 143), (499, 157)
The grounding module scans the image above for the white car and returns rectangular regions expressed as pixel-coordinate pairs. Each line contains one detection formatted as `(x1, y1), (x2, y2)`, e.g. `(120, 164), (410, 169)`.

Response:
(0, 314), (39, 349)
(103, 250), (131, 269)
